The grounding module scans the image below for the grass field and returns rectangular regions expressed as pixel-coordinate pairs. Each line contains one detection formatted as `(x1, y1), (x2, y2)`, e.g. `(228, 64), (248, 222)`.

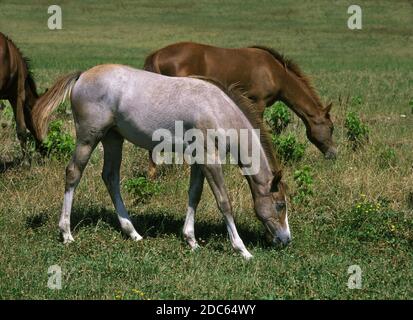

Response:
(0, 0), (412, 299)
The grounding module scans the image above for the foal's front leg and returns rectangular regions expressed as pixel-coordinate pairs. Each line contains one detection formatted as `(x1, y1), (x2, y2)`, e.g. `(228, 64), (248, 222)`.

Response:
(202, 164), (253, 260)
(101, 131), (142, 241)
(183, 164), (204, 250)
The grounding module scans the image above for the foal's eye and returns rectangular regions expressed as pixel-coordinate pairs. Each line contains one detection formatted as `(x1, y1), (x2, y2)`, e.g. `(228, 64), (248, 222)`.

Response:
(275, 202), (286, 212)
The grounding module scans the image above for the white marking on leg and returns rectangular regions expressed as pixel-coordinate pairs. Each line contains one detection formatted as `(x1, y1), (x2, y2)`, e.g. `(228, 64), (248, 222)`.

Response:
(183, 207), (199, 250)
(224, 214), (253, 260)
(59, 187), (75, 244)
(113, 193), (142, 241)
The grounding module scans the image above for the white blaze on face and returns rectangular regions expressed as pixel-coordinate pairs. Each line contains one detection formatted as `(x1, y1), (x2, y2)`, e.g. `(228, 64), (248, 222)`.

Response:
(275, 196), (291, 244)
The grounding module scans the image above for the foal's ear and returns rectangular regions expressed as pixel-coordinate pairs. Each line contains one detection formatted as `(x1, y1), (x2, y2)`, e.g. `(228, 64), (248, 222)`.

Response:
(269, 173), (281, 193)
(325, 102), (333, 114)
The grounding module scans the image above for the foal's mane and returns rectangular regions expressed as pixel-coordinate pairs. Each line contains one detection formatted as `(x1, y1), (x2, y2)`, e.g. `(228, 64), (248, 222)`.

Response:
(3, 33), (38, 97)
(190, 75), (282, 179)
(249, 45), (323, 108)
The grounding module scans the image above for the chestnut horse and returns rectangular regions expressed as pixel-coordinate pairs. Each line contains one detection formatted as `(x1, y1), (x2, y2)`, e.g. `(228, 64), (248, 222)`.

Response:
(0, 32), (40, 158)
(144, 42), (337, 177)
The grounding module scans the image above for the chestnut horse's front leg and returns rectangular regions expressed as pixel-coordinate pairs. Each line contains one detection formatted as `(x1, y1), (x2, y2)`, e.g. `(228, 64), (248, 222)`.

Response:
(10, 95), (29, 161)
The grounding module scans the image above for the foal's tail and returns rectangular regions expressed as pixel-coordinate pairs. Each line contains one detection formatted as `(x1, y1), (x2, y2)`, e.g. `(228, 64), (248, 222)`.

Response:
(31, 71), (82, 141)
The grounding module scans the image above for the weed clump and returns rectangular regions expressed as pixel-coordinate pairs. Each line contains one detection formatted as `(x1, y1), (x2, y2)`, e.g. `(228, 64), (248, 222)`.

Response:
(264, 102), (291, 134)
(43, 120), (75, 159)
(340, 198), (412, 246)
(292, 166), (314, 204)
(345, 111), (369, 149)
(124, 176), (161, 203)
(377, 146), (397, 168)
(272, 133), (306, 163)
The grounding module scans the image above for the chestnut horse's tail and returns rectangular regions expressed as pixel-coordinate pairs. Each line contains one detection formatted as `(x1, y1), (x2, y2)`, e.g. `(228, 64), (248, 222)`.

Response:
(143, 51), (160, 73)
(31, 71), (82, 141)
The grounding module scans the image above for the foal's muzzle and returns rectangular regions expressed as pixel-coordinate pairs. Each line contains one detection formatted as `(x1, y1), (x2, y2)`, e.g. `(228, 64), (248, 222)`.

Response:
(264, 219), (291, 247)
(324, 147), (338, 160)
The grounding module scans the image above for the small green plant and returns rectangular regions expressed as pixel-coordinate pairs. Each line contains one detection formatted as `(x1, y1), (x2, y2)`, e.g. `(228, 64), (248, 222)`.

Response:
(43, 120), (75, 158)
(263, 102), (291, 134)
(292, 166), (314, 204)
(344, 111), (369, 148)
(351, 95), (363, 106)
(377, 147), (397, 168)
(409, 100), (413, 114)
(1, 104), (14, 125)
(57, 101), (72, 115)
(124, 176), (161, 203)
(340, 197), (413, 245)
(272, 133), (306, 163)
(114, 288), (149, 300)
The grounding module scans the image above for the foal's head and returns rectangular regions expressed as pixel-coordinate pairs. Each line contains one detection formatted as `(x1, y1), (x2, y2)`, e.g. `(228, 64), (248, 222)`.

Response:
(254, 175), (291, 246)
(306, 102), (337, 159)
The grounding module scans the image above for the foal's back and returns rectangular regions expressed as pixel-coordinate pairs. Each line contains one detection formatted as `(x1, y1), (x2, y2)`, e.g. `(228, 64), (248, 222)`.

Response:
(71, 64), (251, 149)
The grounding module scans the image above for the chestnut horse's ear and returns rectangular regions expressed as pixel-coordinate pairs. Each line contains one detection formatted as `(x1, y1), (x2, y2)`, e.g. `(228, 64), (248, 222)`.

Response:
(325, 102), (333, 114)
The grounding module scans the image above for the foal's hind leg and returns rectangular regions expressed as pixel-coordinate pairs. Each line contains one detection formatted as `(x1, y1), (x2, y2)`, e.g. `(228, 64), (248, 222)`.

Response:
(60, 141), (97, 243)
(202, 163), (253, 260)
(101, 130), (142, 241)
(183, 164), (204, 250)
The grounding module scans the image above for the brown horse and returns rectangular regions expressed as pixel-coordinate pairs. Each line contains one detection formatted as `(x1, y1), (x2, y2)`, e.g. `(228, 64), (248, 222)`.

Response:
(144, 42), (337, 177)
(0, 32), (40, 159)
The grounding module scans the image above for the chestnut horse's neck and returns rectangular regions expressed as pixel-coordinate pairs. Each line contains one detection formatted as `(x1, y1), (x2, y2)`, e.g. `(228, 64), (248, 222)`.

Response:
(25, 72), (39, 109)
(13, 51), (40, 134)
(278, 68), (324, 127)
(23, 73), (39, 134)
(251, 46), (325, 125)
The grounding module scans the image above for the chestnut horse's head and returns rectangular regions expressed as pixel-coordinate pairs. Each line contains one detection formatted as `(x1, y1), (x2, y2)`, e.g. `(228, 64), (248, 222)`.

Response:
(306, 102), (337, 159)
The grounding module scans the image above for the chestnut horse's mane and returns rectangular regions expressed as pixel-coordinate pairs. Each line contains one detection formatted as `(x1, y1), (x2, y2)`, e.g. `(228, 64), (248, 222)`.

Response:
(3, 33), (38, 97)
(189, 75), (282, 181)
(249, 45), (323, 108)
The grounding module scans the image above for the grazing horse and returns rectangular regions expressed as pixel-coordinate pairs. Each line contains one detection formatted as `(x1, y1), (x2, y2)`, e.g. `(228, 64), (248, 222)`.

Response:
(144, 42), (336, 177)
(31, 64), (291, 259)
(0, 32), (40, 157)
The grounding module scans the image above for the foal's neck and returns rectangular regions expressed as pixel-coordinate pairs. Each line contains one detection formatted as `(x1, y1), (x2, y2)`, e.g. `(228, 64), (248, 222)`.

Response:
(240, 149), (273, 201)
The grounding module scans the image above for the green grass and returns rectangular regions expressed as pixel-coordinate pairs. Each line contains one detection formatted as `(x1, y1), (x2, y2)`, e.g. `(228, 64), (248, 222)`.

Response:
(0, 0), (412, 299)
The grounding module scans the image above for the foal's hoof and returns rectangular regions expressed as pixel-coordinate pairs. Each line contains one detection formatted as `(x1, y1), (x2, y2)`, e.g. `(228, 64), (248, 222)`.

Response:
(190, 242), (200, 251)
(130, 232), (143, 241)
(242, 252), (254, 260)
(62, 234), (75, 244)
